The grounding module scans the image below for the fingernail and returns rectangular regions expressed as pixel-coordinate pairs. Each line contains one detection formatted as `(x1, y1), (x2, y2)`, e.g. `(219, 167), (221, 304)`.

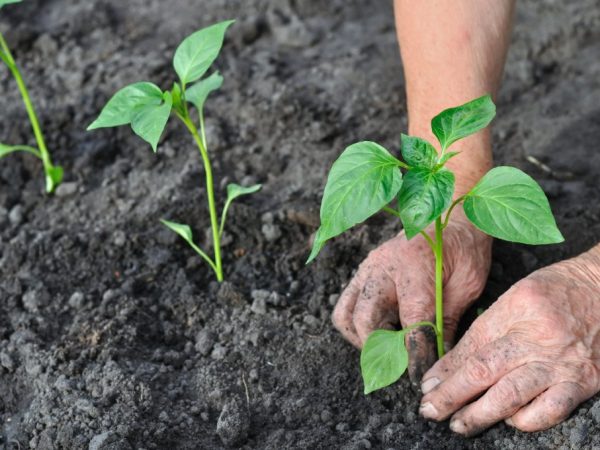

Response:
(421, 377), (440, 394)
(450, 418), (467, 434)
(419, 402), (438, 419)
(505, 417), (515, 427)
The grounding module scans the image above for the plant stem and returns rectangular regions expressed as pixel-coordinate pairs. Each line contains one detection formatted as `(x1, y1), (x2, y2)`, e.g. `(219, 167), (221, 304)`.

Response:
(382, 205), (402, 219)
(0, 144), (41, 158)
(0, 31), (57, 192)
(442, 195), (466, 229)
(434, 216), (444, 358)
(180, 114), (223, 282)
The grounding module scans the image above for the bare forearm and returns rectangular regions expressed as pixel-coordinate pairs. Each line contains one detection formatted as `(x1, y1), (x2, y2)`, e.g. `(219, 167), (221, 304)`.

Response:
(394, 0), (515, 196)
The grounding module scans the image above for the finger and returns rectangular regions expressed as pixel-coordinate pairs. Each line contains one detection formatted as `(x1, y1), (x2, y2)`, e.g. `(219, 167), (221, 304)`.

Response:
(397, 281), (436, 386)
(332, 275), (364, 348)
(448, 362), (553, 437)
(404, 320), (437, 387)
(352, 272), (398, 345)
(420, 334), (528, 421)
(506, 381), (591, 432)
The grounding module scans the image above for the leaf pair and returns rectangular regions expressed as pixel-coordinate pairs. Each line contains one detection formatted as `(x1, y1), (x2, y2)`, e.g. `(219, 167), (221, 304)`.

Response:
(87, 20), (233, 152)
(161, 183), (261, 267)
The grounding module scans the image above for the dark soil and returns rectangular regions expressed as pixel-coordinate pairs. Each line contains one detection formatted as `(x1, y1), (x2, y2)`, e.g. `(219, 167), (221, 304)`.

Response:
(2, 0), (600, 448)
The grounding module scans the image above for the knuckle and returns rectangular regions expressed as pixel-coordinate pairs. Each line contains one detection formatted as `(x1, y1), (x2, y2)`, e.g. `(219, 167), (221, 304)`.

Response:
(575, 362), (599, 388)
(464, 356), (493, 384)
(510, 279), (546, 306)
(492, 379), (523, 412)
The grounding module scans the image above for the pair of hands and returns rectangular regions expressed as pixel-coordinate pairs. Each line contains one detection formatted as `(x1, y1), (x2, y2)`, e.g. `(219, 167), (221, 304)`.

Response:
(333, 213), (600, 436)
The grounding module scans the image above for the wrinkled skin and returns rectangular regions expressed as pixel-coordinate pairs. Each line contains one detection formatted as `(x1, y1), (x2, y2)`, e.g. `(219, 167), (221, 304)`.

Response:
(332, 211), (492, 383)
(419, 249), (600, 436)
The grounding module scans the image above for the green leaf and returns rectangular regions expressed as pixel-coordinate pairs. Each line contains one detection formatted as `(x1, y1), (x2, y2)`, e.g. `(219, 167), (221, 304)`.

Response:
(160, 219), (195, 245)
(307, 228), (326, 263)
(45, 165), (63, 193)
(87, 82), (163, 130)
(437, 151), (460, 166)
(220, 183), (262, 237)
(185, 71), (223, 113)
(160, 219), (217, 272)
(173, 20), (234, 86)
(431, 95), (496, 151)
(0, 0), (21, 10)
(400, 134), (437, 169)
(361, 329), (408, 394)
(398, 167), (454, 239)
(226, 183), (262, 202)
(307, 141), (403, 263)
(131, 91), (173, 152)
(463, 166), (564, 244)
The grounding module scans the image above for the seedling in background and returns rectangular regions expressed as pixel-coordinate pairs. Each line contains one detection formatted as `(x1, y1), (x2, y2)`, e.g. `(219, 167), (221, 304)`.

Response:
(308, 95), (563, 394)
(88, 21), (261, 281)
(0, 0), (63, 193)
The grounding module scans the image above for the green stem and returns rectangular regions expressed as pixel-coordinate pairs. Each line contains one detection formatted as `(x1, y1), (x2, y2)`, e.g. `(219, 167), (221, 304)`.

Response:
(219, 198), (233, 239)
(419, 230), (435, 252)
(442, 195), (466, 229)
(199, 111), (208, 149)
(434, 217), (444, 358)
(0, 31), (57, 192)
(179, 111), (223, 282)
(188, 239), (219, 274)
(0, 144), (41, 158)
(383, 205), (402, 219)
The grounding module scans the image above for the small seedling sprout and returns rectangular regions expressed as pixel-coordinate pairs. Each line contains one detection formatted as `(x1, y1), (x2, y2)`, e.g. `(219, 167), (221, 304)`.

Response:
(88, 21), (261, 281)
(0, 0), (63, 193)
(307, 95), (563, 394)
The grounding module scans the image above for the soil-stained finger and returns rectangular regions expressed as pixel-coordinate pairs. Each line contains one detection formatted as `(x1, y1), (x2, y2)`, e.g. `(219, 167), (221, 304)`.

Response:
(332, 276), (364, 348)
(420, 334), (529, 421)
(448, 362), (553, 436)
(506, 381), (592, 432)
(352, 273), (398, 345)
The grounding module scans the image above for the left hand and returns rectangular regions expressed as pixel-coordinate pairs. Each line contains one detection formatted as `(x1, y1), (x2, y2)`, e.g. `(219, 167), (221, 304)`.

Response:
(418, 247), (600, 436)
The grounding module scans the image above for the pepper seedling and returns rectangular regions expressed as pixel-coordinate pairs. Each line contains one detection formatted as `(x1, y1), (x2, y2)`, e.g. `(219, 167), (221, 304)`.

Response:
(307, 95), (563, 394)
(0, 0), (63, 193)
(88, 21), (261, 281)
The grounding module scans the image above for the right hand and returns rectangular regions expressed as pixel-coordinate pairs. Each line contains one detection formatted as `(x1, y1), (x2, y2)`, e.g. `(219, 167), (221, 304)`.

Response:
(332, 211), (492, 384)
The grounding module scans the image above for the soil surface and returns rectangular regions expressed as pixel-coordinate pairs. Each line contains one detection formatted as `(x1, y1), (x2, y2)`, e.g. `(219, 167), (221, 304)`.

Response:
(2, 0), (600, 449)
